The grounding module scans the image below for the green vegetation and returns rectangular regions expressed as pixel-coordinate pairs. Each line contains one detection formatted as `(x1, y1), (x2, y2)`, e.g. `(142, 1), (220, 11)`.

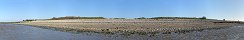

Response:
(23, 19), (36, 21)
(201, 16), (207, 19)
(135, 17), (147, 19)
(111, 18), (126, 19)
(149, 16), (207, 19)
(22, 16), (209, 21)
(50, 16), (105, 20)
(49, 16), (207, 20)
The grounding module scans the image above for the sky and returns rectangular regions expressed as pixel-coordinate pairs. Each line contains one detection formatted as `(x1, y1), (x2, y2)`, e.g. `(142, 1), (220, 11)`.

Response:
(0, 0), (244, 22)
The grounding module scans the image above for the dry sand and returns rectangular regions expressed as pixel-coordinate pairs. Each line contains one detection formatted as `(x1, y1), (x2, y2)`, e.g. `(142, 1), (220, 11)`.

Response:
(16, 19), (240, 33)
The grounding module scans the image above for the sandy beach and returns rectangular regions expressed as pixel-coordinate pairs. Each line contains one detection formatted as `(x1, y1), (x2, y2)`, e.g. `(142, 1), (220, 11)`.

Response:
(16, 19), (241, 33)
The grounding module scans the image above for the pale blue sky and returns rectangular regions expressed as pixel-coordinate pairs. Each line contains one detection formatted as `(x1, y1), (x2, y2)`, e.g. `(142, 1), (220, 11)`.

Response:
(0, 0), (244, 22)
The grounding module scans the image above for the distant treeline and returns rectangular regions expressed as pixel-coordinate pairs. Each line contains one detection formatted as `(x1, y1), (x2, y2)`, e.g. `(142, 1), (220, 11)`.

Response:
(151, 17), (206, 19)
(22, 16), (207, 21)
(50, 16), (206, 20)
(50, 16), (105, 20)
(135, 16), (207, 19)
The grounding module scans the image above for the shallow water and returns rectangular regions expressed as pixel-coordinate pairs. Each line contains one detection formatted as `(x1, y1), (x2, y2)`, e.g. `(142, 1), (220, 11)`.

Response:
(0, 24), (243, 40)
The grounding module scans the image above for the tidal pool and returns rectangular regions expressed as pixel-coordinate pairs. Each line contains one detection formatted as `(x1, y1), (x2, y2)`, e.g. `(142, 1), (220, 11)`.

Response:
(0, 24), (243, 40)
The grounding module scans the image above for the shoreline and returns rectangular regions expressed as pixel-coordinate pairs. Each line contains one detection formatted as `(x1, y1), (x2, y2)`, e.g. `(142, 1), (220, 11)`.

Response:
(15, 23), (237, 35)
(14, 19), (243, 34)
(18, 24), (235, 34)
